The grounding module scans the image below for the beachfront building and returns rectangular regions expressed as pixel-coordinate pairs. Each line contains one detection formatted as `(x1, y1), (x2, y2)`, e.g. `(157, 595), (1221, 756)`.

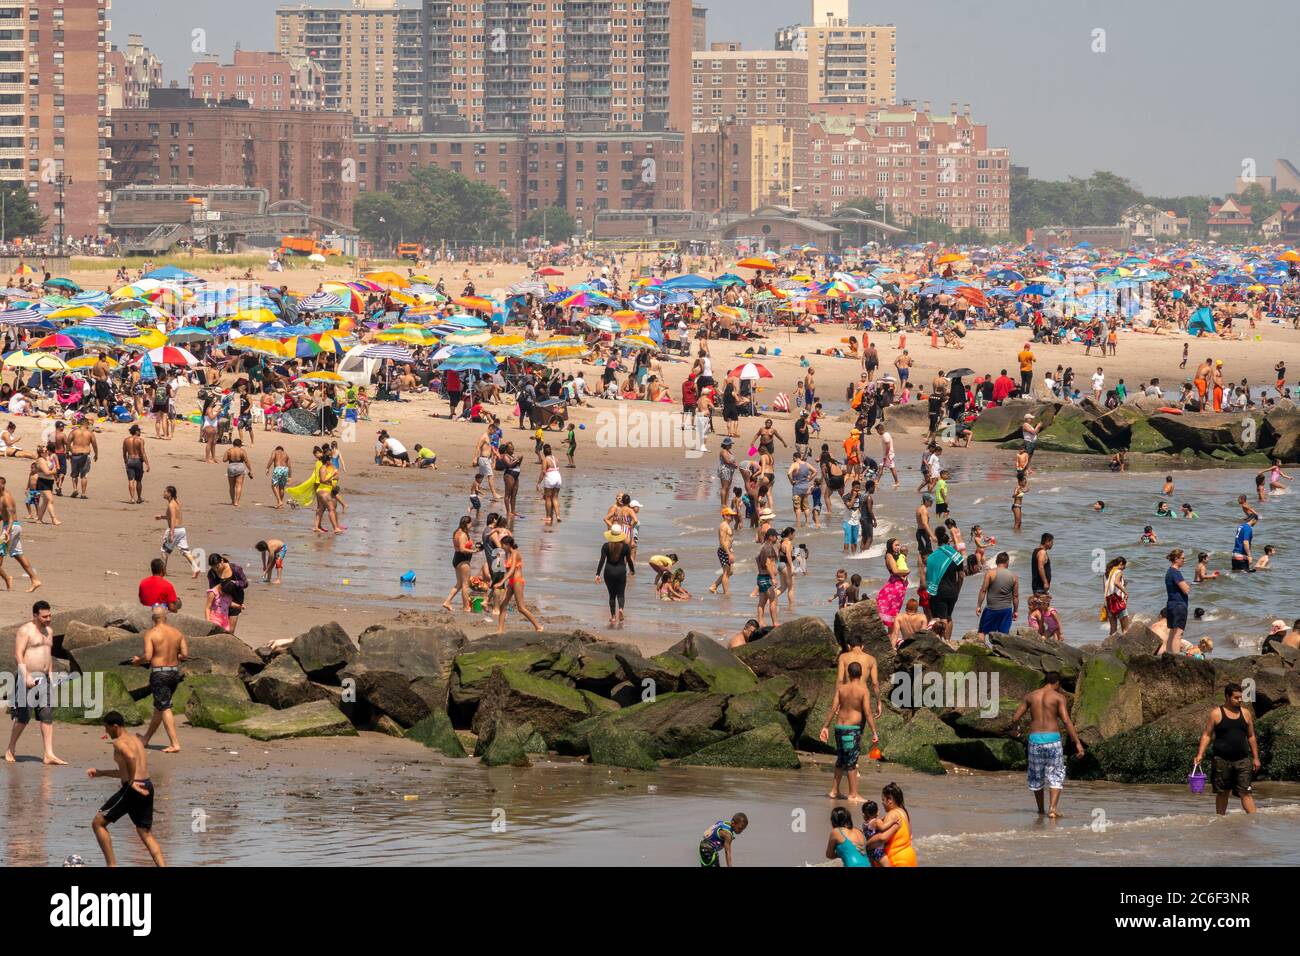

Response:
(775, 1), (896, 107)
(1206, 198), (1254, 240)
(1120, 203), (1187, 241)
(690, 46), (809, 213)
(0, 0), (114, 241)
(275, 0), (423, 124)
(353, 127), (686, 236)
(108, 89), (356, 229)
(190, 50), (325, 112)
(106, 34), (164, 111)
(804, 106), (1011, 236)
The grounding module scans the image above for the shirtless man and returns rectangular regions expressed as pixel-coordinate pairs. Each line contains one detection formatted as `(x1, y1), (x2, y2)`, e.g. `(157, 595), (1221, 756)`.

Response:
(67, 418), (98, 499)
(473, 427), (502, 500)
(928, 371), (949, 437)
(91, 352), (113, 418)
(222, 438), (250, 507)
(751, 419), (787, 462)
(915, 494), (936, 558)
(155, 486), (199, 578)
(1193, 357), (1212, 410)
(1011, 672), (1084, 818)
(889, 597), (929, 647)
(709, 510), (735, 595)
(5, 600), (63, 764)
(265, 445), (292, 509)
(0, 476), (40, 591)
(48, 421), (70, 497)
(835, 633), (881, 720)
(818, 663), (878, 802)
(1211, 360), (1226, 413)
(131, 606), (188, 753)
(122, 424), (149, 504)
(88, 711), (165, 866)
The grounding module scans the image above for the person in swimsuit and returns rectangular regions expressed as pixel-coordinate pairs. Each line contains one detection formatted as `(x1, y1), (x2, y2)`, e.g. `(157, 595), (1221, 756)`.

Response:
(865, 782), (917, 867)
(818, 661), (878, 802)
(710, 509), (735, 596)
(67, 418), (97, 499)
(494, 535), (542, 633)
(200, 398), (221, 463)
(5, 601), (63, 763)
(1011, 672), (1084, 818)
(256, 538), (288, 586)
(222, 438), (250, 507)
(131, 606), (189, 753)
(825, 807), (870, 868)
(698, 813), (747, 867)
(595, 524), (635, 628)
(265, 445), (291, 509)
(717, 438), (738, 507)
(155, 486), (199, 577)
(538, 443), (563, 526)
(34, 445), (60, 526)
(122, 425), (150, 505)
(89, 711), (165, 866)
(441, 516), (477, 612)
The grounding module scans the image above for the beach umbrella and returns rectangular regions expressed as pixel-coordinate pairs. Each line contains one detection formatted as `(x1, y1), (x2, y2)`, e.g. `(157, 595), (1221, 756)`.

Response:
(146, 345), (200, 367)
(298, 371), (348, 387)
(0, 308), (43, 325)
(62, 326), (121, 347)
(936, 253), (967, 265)
(48, 304), (98, 322)
(30, 333), (80, 350)
(282, 336), (327, 358)
(442, 330), (492, 347)
(486, 334), (525, 348)
(583, 314), (622, 334)
(443, 313), (489, 328)
(736, 256), (776, 270)
(3, 350), (67, 371)
(618, 334), (658, 350)
(359, 342), (415, 362)
(946, 368), (975, 379)
(67, 354), (119, 370)
(229, 335), (286, 358)
(730, 362), (773, 380)
(714, 273), (747, 287)
(13, 264), (37, 276)
(662, 274), (720, 290)
(611, 309), (649, 331)
(536, 266), (564, 276)
(523, 342), (585, 362)
(167, 326), (213, 344)
(363, 270), (410, 289)
(631, 293), (661, 312)
(81, 313), (143, 337)
(126, 328), (167, 351)
(144, 266), (198, 282)
(453, 295), (495, 313)
(44, 277), (81, 293)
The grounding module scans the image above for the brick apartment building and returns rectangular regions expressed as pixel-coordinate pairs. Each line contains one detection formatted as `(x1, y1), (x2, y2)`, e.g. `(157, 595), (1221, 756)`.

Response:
(189, 49), (325, 112)
(109, 90), (356, 226)
(805, 104), (1011, 235)
(355, 127), (685, 235)
(0, 0), (113, 240)
(106, 33), (162, 111)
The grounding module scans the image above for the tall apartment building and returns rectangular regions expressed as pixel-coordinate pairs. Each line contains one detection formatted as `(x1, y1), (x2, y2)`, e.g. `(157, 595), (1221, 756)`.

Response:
(109, 91), (356, 226)
(775, 2), (896, 107)
(805, 105), (1011, 235)
(689, 46), (808, 213)
(106, 33), (162, 111)
(190, 50), (325, 112)
(275, 0), (422, 122)
(420, 0), (693, 137)
(0, 0), (113, 240)
(691, 3), (706, 50)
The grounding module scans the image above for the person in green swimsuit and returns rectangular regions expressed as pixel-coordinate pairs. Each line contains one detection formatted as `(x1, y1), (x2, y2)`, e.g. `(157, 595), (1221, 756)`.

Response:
(698, 813), (747, 867)
(825, 807), (869, 867)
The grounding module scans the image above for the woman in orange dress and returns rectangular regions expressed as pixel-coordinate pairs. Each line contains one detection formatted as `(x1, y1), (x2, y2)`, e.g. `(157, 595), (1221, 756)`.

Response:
(865, 782), (917, 867)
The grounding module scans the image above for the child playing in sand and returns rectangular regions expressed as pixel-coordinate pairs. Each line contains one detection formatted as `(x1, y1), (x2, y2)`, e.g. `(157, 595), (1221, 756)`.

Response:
(255, 538), (287, 585)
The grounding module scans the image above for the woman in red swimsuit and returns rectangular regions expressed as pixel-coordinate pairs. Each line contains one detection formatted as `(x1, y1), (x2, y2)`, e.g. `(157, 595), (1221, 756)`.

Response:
(495, 535), (543, 633)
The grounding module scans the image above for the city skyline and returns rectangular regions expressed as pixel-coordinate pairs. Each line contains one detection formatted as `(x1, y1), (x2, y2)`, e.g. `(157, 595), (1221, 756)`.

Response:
(106, 0), (1300, 198)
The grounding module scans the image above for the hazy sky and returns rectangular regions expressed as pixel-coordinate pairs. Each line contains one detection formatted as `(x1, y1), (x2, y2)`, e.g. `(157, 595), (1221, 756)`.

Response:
(108, 0), (1300, 196)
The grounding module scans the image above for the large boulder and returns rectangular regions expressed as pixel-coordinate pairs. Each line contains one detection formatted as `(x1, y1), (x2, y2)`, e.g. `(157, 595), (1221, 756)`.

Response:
(51, 672), (145, 726)
(935, 644), (1044, 701)
(790, 670), (839, 754)
(971, 400), (1057, 443)
(1090, 404), (1146, 450)
(223, 699), (357, 740)
(1258, 706), (1300, 780)
(834, 600), (895, 672)
(60, 622), (133, 655)
(1034, 404), (1106, 454)
(101, 603), (222, 639)
(988, 631), (1084, 684)
(586, 721), (659, 770)
(1146, 411), (1257, 456)
(345, 670), (446, 728)
(876, 706), (958, 775)
(555, 692), (728, 759)
(1128, 418), (1176, 454)
(182, 633), (263, 677)
(185, 688), (271, 729)
(943, 696), (1024, 739)
(66, 635), (143, 675)
(477, 720), (545, 768)
(405, 711), (469, 758)
(247, 654), (334, 710)
(677, 724), (802, 770)
(287, 622), (357, 682)
(723, 679), (796, 739)
(1071, 653), (1142, 746)
(344, 624), (465, 724)
(736, 616), (839, 677)
(1122, 654), (1217, 723)
(934, 737), (1027, 771)
(450, 633), (573, 708)
(168, 673), (249, 715)
(1084, 698), (1216, 783)
(471, 667), (592, 746)
(656, 632), (758, 695)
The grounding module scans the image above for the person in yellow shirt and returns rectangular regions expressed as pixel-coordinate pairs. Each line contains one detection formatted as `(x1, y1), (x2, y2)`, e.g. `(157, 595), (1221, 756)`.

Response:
(1017, 343), (1035, 395)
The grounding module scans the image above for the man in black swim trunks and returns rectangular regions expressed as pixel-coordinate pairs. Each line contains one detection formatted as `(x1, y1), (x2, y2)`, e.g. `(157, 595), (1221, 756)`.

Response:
(131, 606), (188, 753)
(89, 711), (166, 866)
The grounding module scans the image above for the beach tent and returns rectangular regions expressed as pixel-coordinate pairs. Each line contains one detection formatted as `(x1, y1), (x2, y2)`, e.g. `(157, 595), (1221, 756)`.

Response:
(1187, 307), (1216, 335)
(337, 342), (382, 387)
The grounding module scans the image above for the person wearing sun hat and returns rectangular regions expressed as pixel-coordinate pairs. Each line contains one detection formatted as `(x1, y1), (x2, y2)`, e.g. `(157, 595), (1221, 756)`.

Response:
(595, 523), (635, 628)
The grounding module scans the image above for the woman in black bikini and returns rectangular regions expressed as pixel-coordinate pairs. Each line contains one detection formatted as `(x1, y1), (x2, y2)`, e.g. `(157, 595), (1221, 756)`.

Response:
(498, 442), (522, 521)
(441, 515), (477, 612)
(820, 444), (845, 517)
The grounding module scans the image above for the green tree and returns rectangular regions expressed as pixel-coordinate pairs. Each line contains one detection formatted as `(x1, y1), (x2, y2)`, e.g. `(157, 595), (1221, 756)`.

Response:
(353, 190), (406, 247)
(519, 205), (577, 240)
(0, 181), (46, 240)
(354, 166), (512, 245)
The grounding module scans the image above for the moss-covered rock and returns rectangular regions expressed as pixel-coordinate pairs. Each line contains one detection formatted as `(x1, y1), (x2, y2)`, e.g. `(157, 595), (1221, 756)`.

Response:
(223, 699), (357, 740)
(587, 722), (658, 771)
(168, 673), (249, 715)
(1036, 406), (1104, 454)
(723, 686), (795, 739)
(1073, 654), (1142, 745)
(677, 724), (801, 770)
(1128, 418), (1175, 454)
(736, 616), (839, 677)
(1258, 706), (1300, 780)
(943, 696), (1024, 739)
(51, 672), (145, 726)
(878, 707), (959, 775)
(554, 691), (728, 759)
(791, 670), (839, 754)
(937, 649), (1043, 701)
(405, 710), (468, 758)
(478, 721), (540, 767)
(471, 667), (592, 746)
(451, 645), (561, 704)
(184, 688), (272, 729)
(664, 632), (759, 695)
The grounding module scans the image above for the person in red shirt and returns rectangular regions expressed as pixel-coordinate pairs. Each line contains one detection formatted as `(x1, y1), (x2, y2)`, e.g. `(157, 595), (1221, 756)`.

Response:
(138, 558), (182, 613)
(992, 369), (1016, 404)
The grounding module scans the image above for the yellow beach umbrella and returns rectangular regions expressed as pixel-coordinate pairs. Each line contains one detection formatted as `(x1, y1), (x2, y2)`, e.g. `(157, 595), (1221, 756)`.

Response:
(230, 335), (287, 358)
(4, 351), (67, 371)
(126, 328), (167, 350)
(442, 331), (491, 347)
(67, 354), (119, 370)
(487, 334), (525, 348)
(235, 307), (278, 325)
(364, 270), (410, 289)
(48, 305), (97, 321)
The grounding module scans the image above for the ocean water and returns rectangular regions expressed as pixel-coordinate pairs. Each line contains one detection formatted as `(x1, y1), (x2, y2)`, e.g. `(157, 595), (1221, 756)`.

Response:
(216, 454), (1300, 656)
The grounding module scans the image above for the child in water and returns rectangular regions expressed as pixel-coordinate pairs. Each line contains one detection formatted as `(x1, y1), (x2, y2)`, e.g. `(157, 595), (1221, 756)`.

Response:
(795, 543), (809, 575)
(1155, 501), (1174, 518)
(1195, 552), (1220, 581)
(1255, 545), (1275, 570)
(861, 801), (890, 868)
(1141, 525), (1157, 544)
(1181, 503), (1198, 518)
(828, 568), (849, 606)
(1162, 475), (1175, 496)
